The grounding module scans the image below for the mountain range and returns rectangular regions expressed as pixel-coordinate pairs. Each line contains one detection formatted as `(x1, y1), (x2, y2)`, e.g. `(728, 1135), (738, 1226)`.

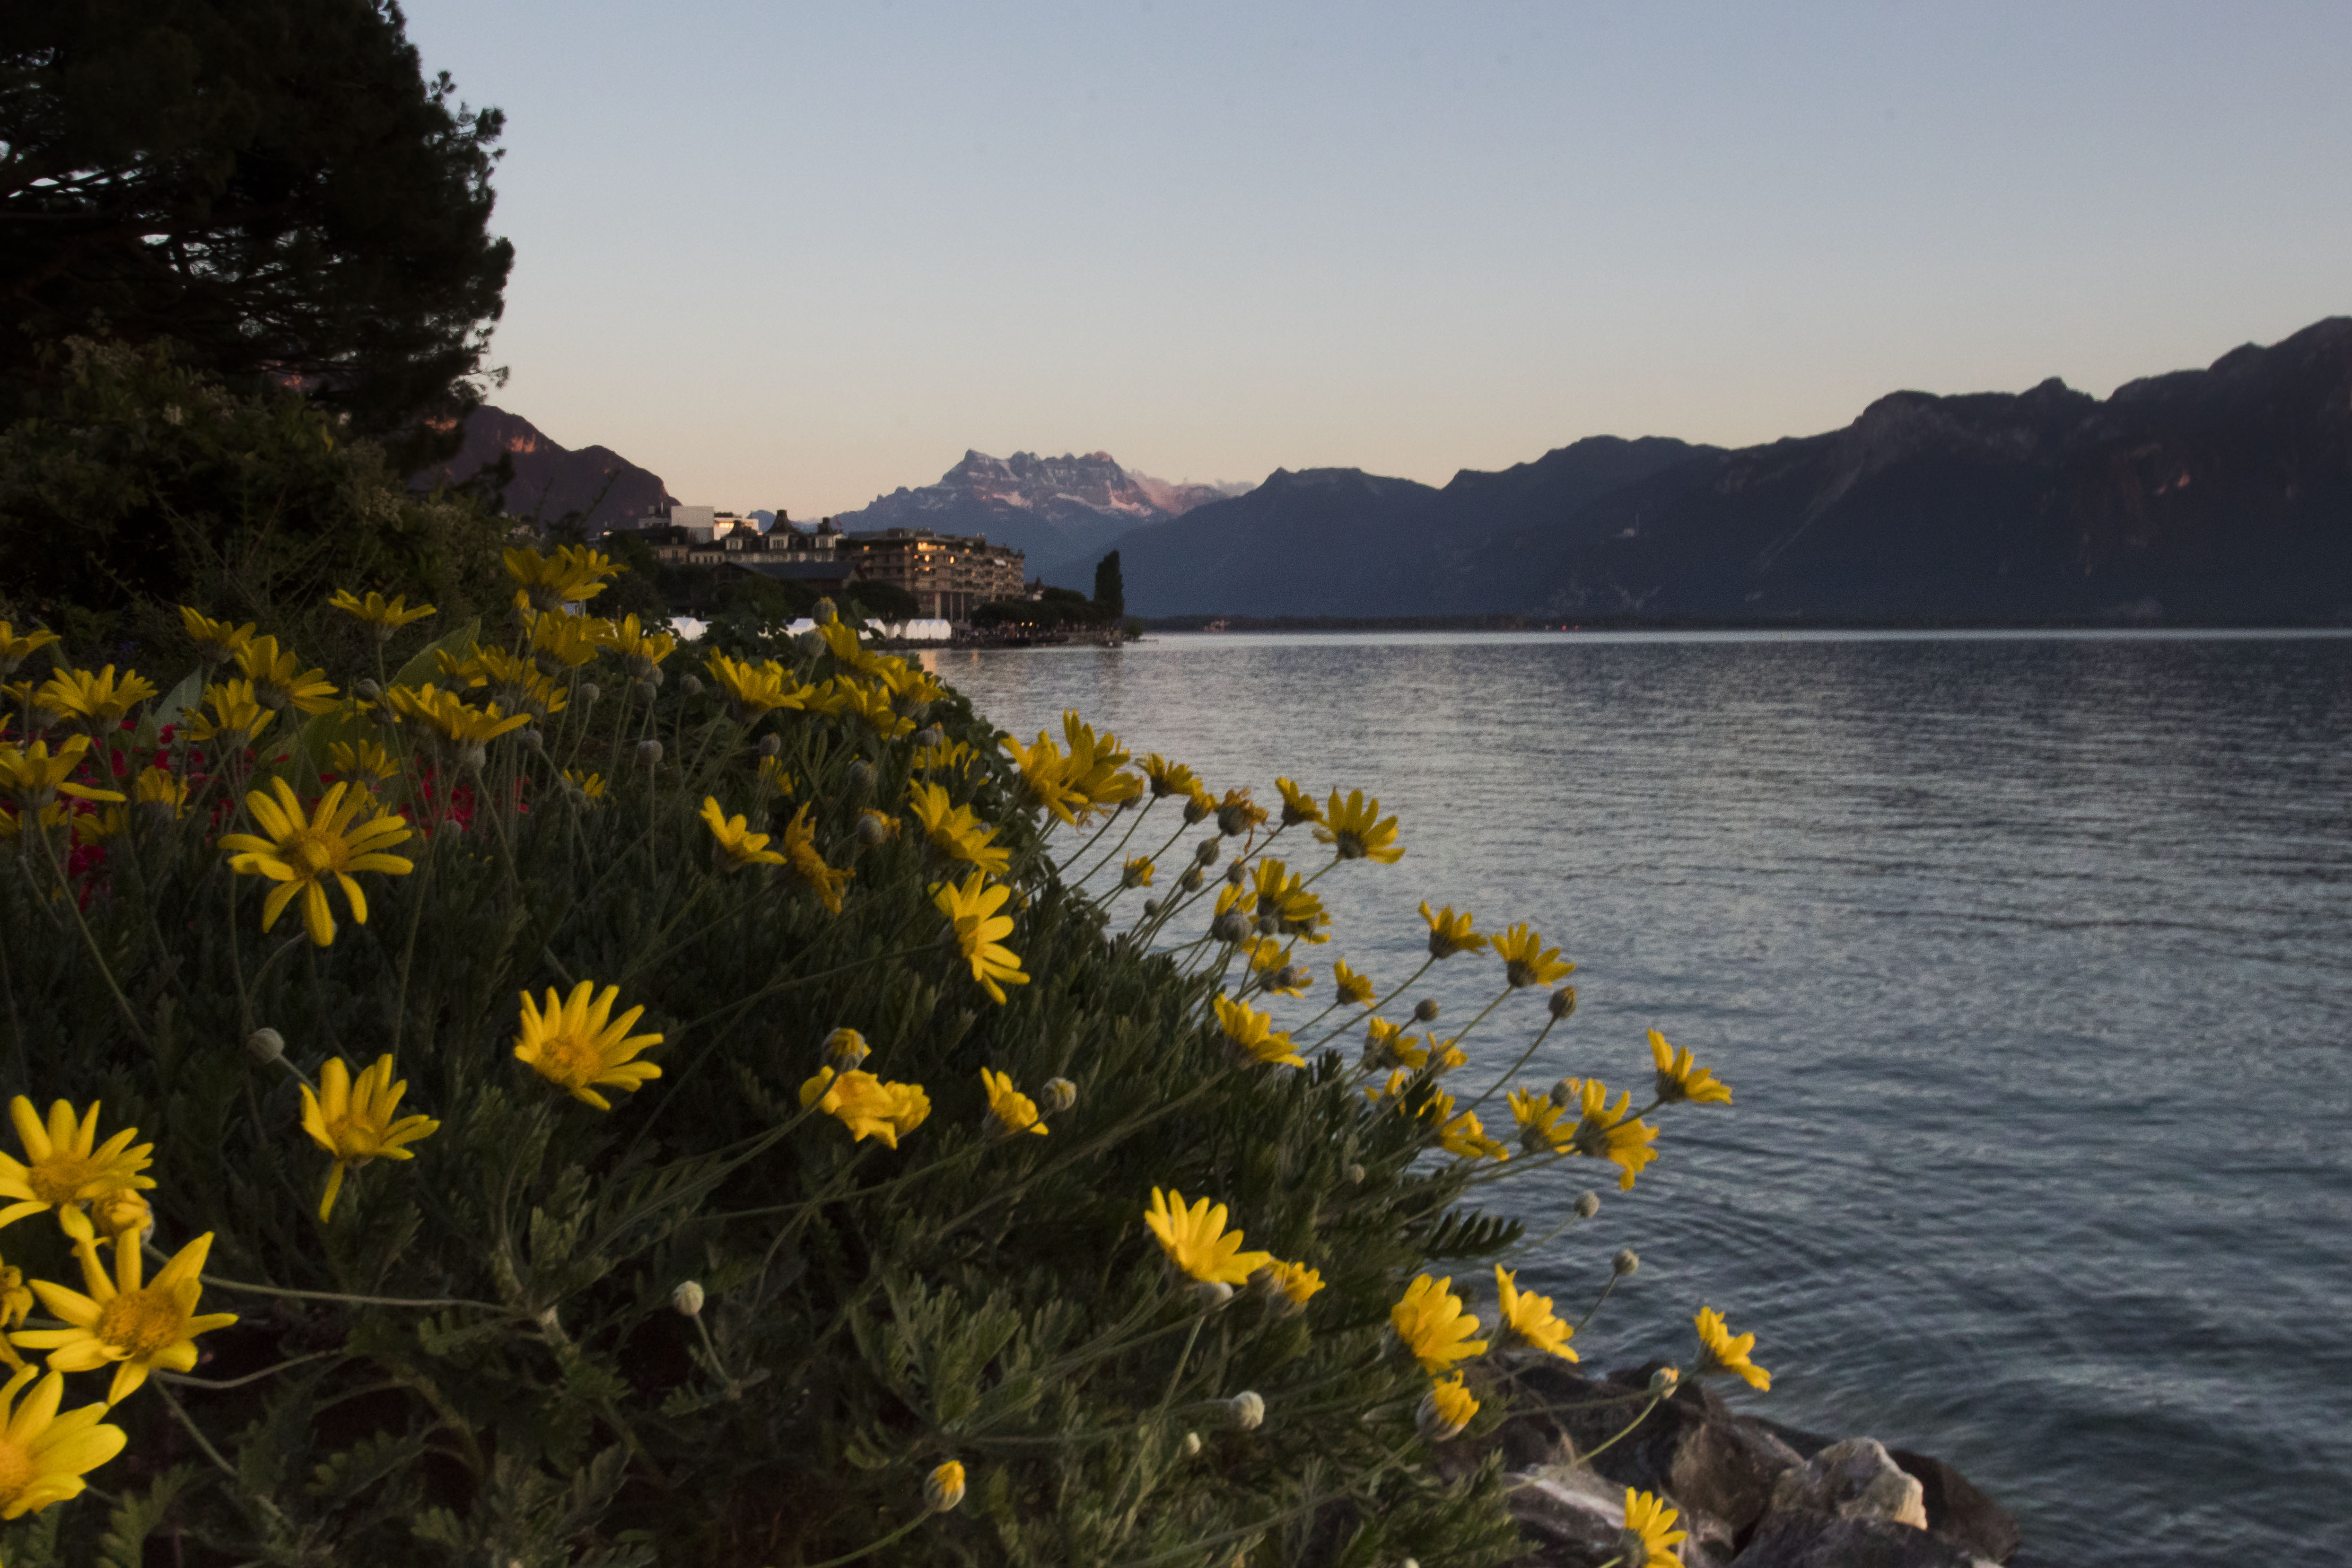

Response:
(1078, 317), (2352, 623)
(414, 405), (676, 533)
(829, 449), (1252, 572)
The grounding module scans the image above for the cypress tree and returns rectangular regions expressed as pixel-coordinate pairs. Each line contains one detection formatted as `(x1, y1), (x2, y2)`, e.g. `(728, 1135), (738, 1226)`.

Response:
(1092, 549), (1125, 620)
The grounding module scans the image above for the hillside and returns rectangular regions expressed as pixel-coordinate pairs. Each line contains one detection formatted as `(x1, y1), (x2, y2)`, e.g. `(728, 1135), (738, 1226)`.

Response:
(412, 405), (677, 533)
(1103, 317), (2352, 624)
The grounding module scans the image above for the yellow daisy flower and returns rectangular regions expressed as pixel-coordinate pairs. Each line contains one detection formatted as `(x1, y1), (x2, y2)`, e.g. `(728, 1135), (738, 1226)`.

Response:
(1139, 753), (1197, 800)
(1508, 1086), (1571, 1154)
(1214, 786), (1266, 838)
(218, 777), (414, 947)
(1492, 1266), (1576, 1361)
(905, 782), (1012, 876)
(1693, 1307), (1770, 1391)
(34, 666), (157, 729)
(1622, 1489), (1690, 1566)
(1213, 993), (1303, 1068)
(0, 1365), (128, 1519)
(1650, 1030), (1732, 1105)
(132, 765), (190, 816)
(1419, 902), (1487, 959)
(0, 622), (61, 679)
(1418, 1372), (1478, 1440)
(513, 981), (664, 1111)
(1315, 788), (1403, 863)
(924, 1459), (966, 1513)
(175, 608), (252, 666)
(699, 797), (787, 872)
(1390, 1274), (1489, 1373)
(14, 1231), (238, 1405)
(87, 1190), (150, 1243)
(0, 1098), (156, 1242)
(783, 803), (856, 914)
(1437, 1108), (1510, 1161)
(563, 769), (605, 801)
(704, 652), (810, 723)
(324, 740), (401, 785)
(1258, 1260), (1325, 1310)
(0, 736), (125, 810)
(1492, 922), (1575, 989)
(504, 544), (616, 609)
(1563, 1078), (1659, 1190)
(327, 589), (436, 639)
(798, 1068), (931, 1149)
(1274, 777), (1324, 826)
(979, 1069), (1047, 1137)
(1002, 732), (1085, 825)
(933, 871), (1027, 1003)
(233, 635), (337, 714)
(0, 1258), (29, 1332)
(1121, 855), (1156, 889)
(1333, 961), (1376, 1006)
(598, 612), (676, 676)
(1143, 1188), (1273, 1286)
(299, 1055), (440, 1221)
(181, 680), (274, 749)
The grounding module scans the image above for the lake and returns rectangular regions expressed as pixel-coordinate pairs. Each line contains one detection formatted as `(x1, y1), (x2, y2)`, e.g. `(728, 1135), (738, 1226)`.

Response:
(935, 629), (2352, 1568)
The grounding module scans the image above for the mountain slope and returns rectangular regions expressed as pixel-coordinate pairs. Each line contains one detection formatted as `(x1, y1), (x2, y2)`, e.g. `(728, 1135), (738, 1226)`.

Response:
(831, 449), (1250, 571)
(412, 405), (677, 532)
(1114, 317), (2352, 623)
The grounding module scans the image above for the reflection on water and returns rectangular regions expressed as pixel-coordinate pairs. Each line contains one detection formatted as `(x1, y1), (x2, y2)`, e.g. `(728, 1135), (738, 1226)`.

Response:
(945, 631), (2352, 1568)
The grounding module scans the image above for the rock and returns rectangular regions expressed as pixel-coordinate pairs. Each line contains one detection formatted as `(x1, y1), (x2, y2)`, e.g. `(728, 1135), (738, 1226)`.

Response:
(1768, 1438), (1929, 1530)
(1888, 1449), (2021, 1565)
(1506, 1467), (1626, 1568)
(1732, 1513), (1983, 1568)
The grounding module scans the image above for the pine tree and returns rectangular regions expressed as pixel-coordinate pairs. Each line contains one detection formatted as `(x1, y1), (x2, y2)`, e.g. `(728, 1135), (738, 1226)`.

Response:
(0, 0), (514, 460)
(1092, 550), (1125, 620)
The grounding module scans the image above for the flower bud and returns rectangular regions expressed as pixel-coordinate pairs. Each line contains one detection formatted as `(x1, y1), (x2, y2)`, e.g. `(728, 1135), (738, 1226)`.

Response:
(757, 733), (783, 758)
(678, 674), (702, 698)
(812, 597), (838, 626)
(1549, 1077), (1580, 1108)
(1548, 984), (1579, 1020)
(1193, 837), (1222, 867)
(1177, 868), (1204, 893)
(923, 1459), (964, 1513)
(1613, 1249), (1640, 1277)
(646, 664), (668, 688)
(1212, 910), (1249, 944)
(577, 681), (601, 703)
(1224, 860), (1247, 886)
(1416, 1384), (1472, 1442)
(1412, 998), (1440, 1024)
(1143, 898), (1163, 916)
(1182, 1431), (1202, 1457)
(1193, 1280), (1234, 1311)
(913, 726), (944, 749)
(856, 812), (890, 846)
(1574, 1191), (1601, 1220)
(847, 759), (875, 793)
(1276, 965), (1310, 993)
(1041, 1077), (1077, 1113)
(633, 678), (658, 702)
(1226, 1391), (1265, 1431)
(1647, 1365), (1680, 1396)
(671, 1280), (705, 1318)
(636, 739), (663, 765)
(457, 741), (488, 774)
(517, 727), (543, 752)
(822, 1027), (872, 1070)
(1346, 1162), (1366, 1185)
(245, 1027), (286, 1065)
(354, 677), (383, 700)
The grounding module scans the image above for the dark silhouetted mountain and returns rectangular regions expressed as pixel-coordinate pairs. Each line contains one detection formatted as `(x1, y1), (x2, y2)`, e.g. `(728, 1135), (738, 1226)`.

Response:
(832, 450), (1251, 572)
(1107, 318), (2352, 624)
(411, 405), (677, 532)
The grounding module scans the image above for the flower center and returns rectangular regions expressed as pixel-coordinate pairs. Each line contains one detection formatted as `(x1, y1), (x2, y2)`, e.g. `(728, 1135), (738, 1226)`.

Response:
(292, 830), (341, 876)
(0, 1437), (33, 1507)
(533, 1029), (601, 1089)
(96, 1286), (185, 1358)
(26, 1153), (100, 1206)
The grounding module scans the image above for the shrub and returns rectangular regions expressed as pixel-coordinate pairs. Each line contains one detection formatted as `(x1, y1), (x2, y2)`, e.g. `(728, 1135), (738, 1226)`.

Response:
(0, 556), (1757, 1567)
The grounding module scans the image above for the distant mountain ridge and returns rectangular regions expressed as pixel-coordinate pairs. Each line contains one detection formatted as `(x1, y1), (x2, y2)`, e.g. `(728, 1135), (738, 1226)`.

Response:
(831, 449), (1252, 572)
(413, 405), (676, 533)
(1091, 317), (2352, 624)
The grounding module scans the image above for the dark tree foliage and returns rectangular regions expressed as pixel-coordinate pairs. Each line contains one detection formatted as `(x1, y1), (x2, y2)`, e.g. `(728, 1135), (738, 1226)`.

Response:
(1092, 547), (1124, 619)
(971, 585), (1107, 630)
(0, 336), (508, 652)
(0, 0), (513, 459)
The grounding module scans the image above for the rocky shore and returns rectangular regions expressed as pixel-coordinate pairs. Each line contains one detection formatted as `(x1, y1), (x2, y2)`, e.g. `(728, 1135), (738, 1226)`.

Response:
(1451, 1363), (2021, 1567)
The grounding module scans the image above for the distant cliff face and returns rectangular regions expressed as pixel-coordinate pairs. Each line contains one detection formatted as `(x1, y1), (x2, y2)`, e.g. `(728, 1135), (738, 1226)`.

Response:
(412, 405), (677, 533)
(1102, 318), (2352, 624)
(832, 450), (1252, 572)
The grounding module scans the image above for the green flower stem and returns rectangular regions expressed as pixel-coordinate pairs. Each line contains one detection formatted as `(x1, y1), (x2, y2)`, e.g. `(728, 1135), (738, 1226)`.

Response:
(1576, 1390), (1669, 1463)
(1068, 796), (1156, 888)
(156, 1349), (344, 1390)
(32, 825), (150, 1049)
(1459, 1009), (1558, 1116)
(791, 1510), (933, 1568)
(1309, 954), (1436, 1051)
(188, 1270), (511, 1313)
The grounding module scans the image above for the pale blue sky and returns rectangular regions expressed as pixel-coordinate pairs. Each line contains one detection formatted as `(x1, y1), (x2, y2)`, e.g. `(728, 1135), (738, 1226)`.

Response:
(400, 1), (2352, 518)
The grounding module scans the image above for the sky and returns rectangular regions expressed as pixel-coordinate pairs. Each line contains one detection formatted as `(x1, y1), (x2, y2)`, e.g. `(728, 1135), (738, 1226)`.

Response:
(399, 0), (2352, 519)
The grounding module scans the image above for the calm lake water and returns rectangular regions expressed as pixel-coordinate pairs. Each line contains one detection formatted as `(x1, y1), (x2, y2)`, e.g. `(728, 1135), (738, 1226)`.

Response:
(937, 630), (2352, 1568)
